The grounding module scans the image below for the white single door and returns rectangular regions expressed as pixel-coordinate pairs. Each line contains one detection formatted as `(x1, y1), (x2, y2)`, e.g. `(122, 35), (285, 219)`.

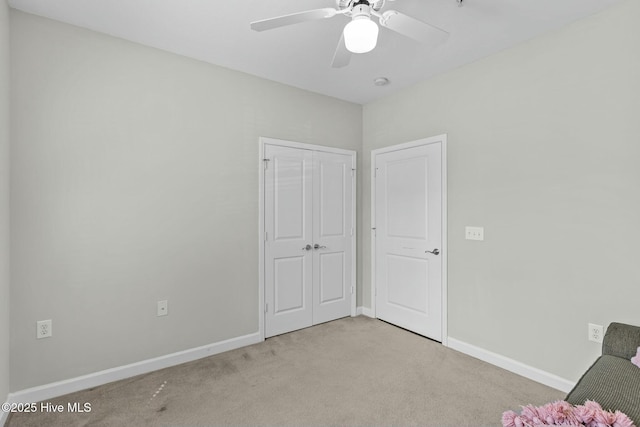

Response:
(264, 144), (354, 338)
(312, 151), (353, 325)
(374, 141), (443, 340)
(264, 145), (314, 337)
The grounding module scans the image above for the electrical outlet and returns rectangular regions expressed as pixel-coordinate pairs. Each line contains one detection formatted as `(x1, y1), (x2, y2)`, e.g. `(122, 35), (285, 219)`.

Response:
(36, 320), (52, 339)
(157, 300), (168, 317)
(588, 323), (604, 343)
(465, 226), (484, 241)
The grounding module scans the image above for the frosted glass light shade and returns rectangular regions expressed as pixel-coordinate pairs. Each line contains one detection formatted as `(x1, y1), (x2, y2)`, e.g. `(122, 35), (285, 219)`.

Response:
(343, 17), (379, 53)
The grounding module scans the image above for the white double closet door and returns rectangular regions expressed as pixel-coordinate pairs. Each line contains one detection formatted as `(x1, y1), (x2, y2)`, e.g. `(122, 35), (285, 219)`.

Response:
(264, 142), (355, 338)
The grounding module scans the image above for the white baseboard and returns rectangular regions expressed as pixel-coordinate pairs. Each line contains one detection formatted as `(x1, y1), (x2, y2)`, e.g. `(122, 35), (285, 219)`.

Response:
(7, 331), (262, 405)
(357, 307), (375, 318)
(447, 337), (575, 393)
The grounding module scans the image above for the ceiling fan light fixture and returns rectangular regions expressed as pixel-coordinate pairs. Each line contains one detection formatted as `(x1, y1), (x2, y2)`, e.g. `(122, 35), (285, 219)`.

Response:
(343, 16), (379, 54)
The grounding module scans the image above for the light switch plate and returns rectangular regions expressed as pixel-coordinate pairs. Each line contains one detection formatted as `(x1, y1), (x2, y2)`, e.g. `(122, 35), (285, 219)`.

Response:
(465, 226), (484, 241)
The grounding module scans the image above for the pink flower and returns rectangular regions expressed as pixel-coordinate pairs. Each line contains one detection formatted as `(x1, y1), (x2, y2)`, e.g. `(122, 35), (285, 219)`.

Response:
(574, 404), (596, 424)
(593, 407), (617, 426)
(584, 401), (604, 412)
(631, 346), (640, 368)
(502, 410), (533, 427)
(501, 400), (636, 427)
(612, 411), (635, 427)
(513, 415), (528, 427)
(502, 410), (519, 427)
(522, 404), (545, 425)
(549, 400), (577, 424)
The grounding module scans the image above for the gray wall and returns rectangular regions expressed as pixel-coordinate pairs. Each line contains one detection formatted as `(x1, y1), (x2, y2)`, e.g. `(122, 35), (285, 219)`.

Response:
(0, 0), (10, 406)
(363, 0), (640, 382)
(10, 11), (362, 391)
(8, 0), (640, 394)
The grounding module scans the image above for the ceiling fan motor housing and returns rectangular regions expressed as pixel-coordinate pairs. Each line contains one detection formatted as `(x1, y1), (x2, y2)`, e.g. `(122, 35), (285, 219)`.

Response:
(352, 3), (373, 18)
(336, 0), (386, 13)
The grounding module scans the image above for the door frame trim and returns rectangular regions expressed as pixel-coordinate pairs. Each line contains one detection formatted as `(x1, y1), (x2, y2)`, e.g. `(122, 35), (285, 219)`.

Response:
(258, 137), (357, 341)
(370, 134), (448, 346)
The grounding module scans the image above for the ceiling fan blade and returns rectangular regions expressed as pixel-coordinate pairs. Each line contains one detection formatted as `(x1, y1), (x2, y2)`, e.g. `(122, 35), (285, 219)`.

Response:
(331, 34), (351, 68)
(379, 10), (449, 47)
(251, 8), (338, 32)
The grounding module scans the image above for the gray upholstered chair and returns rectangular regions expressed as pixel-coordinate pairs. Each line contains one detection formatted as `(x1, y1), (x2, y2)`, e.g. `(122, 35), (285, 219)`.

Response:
(566, 322), (640, 424)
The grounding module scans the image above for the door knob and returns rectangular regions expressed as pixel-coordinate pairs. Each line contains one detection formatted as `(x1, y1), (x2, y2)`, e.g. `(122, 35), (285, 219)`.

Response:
(313, 244), (327, 250)
(425, 248), (440, 255)
(302, 244), (312, 251)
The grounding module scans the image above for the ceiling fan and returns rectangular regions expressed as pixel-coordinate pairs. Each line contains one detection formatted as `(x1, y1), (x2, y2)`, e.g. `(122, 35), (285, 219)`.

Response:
(250, 0), (450, 68)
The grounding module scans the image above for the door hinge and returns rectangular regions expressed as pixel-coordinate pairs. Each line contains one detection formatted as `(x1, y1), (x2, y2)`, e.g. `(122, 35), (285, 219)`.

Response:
(265, 303), (269, 313)
(263, 158), (270, 170)
(350, 286), (354, 295)
(372, 227), (376, 237)
(374, 167), (378, 178)
(264, 231), (268, 241)
(351, 168), (355, 177)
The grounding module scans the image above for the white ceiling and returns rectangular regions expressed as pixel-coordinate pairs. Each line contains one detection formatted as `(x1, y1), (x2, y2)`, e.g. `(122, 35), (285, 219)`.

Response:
(8, 0), (624, 104)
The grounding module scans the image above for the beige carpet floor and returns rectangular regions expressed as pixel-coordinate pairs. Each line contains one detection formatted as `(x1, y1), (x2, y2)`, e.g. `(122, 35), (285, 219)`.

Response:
(7, 316), (564, 426)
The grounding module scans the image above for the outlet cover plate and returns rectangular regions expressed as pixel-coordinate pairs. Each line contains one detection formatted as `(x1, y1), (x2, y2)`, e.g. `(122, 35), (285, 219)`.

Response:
(37, 319), (52, 339)
(588, 323), (604, 343)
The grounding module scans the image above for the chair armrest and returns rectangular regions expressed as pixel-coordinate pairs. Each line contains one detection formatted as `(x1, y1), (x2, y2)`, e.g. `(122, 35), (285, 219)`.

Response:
(603, 322), (640, 359)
